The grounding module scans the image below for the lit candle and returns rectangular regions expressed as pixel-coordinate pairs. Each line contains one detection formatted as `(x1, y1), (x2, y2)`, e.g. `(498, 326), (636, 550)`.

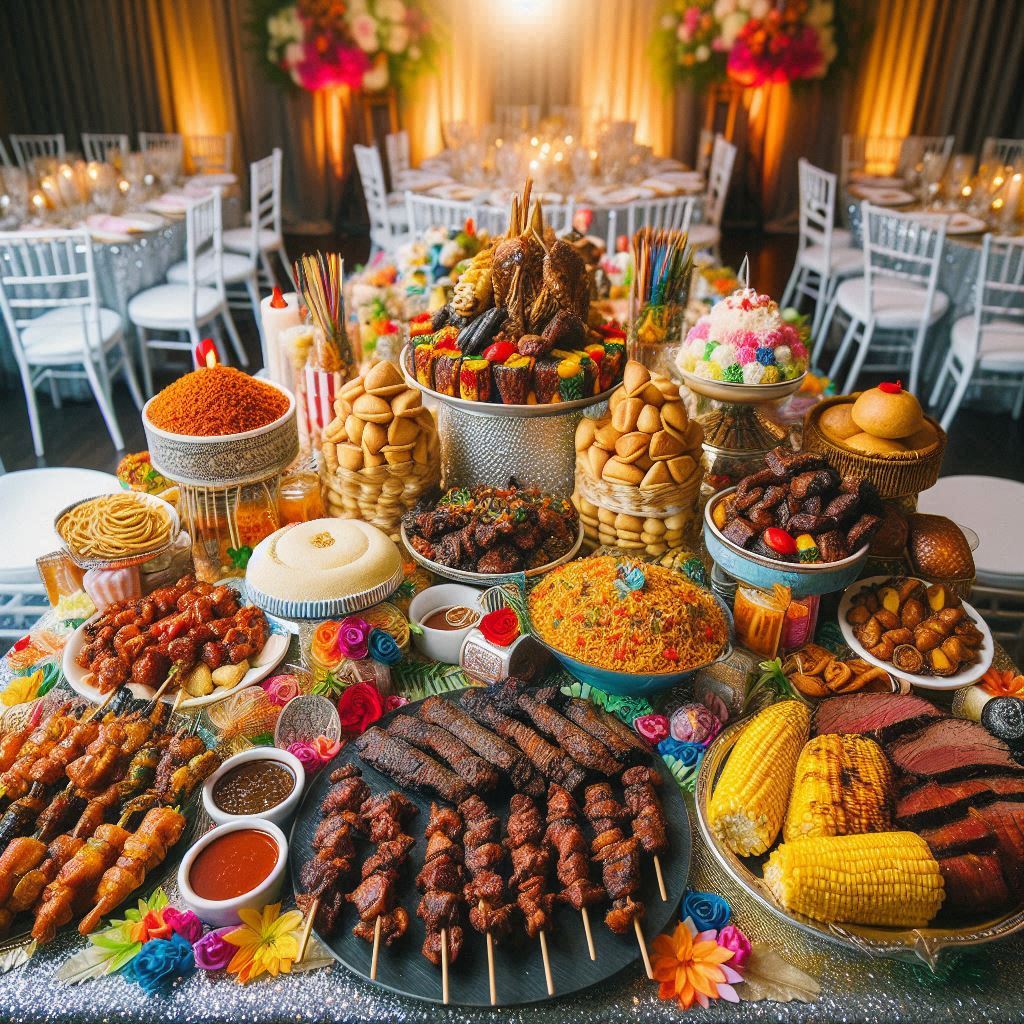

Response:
(530, 136), (539, 147)
(1003, 172), (1022, 226)
(118, 179), (130, 195)
(31, 190), (46, 212)
(961, 185), (972, 198)
(259, 287), (302, 385)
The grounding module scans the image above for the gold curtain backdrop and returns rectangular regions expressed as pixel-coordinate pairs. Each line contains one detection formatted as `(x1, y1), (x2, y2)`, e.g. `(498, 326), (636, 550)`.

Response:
(1, 0), (1022, 228)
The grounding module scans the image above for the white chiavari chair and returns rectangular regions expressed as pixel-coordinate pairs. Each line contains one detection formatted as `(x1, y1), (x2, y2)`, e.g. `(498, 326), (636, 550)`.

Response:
(0, 228), (143, 455)
(355, 144), (411, 255)
(405, 194), (479, 236)
(695, 128), (714, 179)
(222, 148), (293, 290)
(0, 138), (11, 168)
(783, 159), (863, 336)
(688, 135), (736, 256)
(128, 192), (246, 396)
(9, 133), (66, 170)
(825, 203), (948, 394)
(81, 132), (129, 164)
(384, 130), (410, 186)
(187, 133), (234, 175)
(138, 132), (184, 172)
(625, 194), (696, 239)
(930, 234), (1024, 430)
(900, 135), (955, 178)
(981, 138), (1024, 170)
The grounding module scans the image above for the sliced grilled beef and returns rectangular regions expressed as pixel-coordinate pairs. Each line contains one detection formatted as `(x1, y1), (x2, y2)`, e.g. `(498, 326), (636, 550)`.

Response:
(920, 811), (997, 858)
(936, 852), (1012, 917)
(896, 776), (1024, 829)
(886, 719), (1020, 781)
(974, 801), (1024, 895)
(813, 693), (942, 743)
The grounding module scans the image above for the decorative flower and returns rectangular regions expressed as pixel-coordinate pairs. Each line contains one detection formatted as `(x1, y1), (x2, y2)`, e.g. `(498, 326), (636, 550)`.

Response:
(681, 890), (731, 932)
(658, 738), (706, 765)
(717, 924), (751, 969)
(362, 53), (390, 90)
(981, 668), (1024, 698)
(130, 909), (172, 944)
(162, 908), (203, 945)
(312, 735), (341, 762)
(634, 714), (671, 743)
(263, 673), (301, 706)
(651, 918), (742, 1010)
(336, 681), (384, 735)
(287, 740), (322, 774)
(602, 693), (652, 725)
(337, 616), (371, 660)
(193, 927), (237, 971)
(368, 628), (403, 666)
(1, 669), (42, 707)
(123, 932), (195, 994)
(350, 13), (379, 52)
(670, 703), (722, 745)
(614, 563), (646, 599)
(224, 903), (304, 983)
(384, 694), (409, 712)
(311, 621), (343, 667)
(478, 608), (520, 648)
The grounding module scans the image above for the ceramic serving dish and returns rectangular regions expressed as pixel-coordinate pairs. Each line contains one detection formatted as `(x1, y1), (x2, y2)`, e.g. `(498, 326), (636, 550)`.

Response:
(703, 486), (870, 598)
(676, 366), (807, 404)
(202, 747), (306, 829)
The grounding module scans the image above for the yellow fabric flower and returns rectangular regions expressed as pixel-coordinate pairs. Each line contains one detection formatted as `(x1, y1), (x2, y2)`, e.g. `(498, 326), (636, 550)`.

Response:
(1, 670), (42, 707)
(224, 903), (304, 984)
(651, 918), (741, 1011)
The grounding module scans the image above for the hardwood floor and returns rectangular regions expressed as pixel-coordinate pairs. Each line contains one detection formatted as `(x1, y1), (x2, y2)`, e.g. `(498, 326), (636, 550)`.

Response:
(1, 230), (1022, 484)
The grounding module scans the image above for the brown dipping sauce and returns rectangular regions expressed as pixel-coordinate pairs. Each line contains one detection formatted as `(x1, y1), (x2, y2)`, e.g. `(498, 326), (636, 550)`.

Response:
(422, 605), (480, 631)
(189, 828), (279, 901)
(213, 760), (296, 816)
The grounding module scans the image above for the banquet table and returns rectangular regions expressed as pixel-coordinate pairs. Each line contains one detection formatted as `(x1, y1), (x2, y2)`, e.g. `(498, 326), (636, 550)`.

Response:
(0, 622), (1021, 1024)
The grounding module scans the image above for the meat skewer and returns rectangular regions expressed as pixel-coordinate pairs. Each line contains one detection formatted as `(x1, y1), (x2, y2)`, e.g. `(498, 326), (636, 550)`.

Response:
(387, 714), (500, 794)
(355, 727), (471, 805)
(297, 765), (370, 954)
(621, 766), (670, 901)
(545, 783), (605, 960)
(416, 802), (465, 1004)
(459, 794), (513, 1005)
(348, 790), (417, 978)
(582, 783), (652, 979)
(558, 697), (652, 765)
(513, 692), (622, 776)
(505, 793), (555, 996)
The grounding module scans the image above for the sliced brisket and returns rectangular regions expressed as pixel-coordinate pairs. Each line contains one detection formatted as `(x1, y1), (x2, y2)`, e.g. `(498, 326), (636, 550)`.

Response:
(813, 693), (942, 743)
(974, 801), (1024, 895)
(936, 852), (1012, 917)
(920, 811), (997, 858)
(886, 719), (1019, 781)
(896, 775), (1024, 829)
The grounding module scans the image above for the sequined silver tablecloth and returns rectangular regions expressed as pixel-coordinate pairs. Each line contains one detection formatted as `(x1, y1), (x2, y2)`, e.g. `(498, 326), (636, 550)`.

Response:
(0, 633), (1021, 1022)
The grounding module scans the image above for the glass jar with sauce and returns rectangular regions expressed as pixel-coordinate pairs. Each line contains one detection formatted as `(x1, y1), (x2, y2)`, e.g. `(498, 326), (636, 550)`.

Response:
(278, 470), (325, 525)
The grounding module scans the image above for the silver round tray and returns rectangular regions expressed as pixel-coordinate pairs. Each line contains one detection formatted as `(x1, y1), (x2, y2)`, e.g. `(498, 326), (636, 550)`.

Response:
(54, 491), (181, 570)
(676, 366), (807, 404)
(400, 520), (585, 585)
(400, 345), (617, 418)
(694, 718), (1024, 969)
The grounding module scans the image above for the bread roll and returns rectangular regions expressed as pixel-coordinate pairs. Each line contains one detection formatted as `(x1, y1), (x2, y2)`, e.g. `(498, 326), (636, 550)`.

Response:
(576, 417), (598, 452)
(843, 431), (907, 455)
(611, 396), (644, 433)
(615, 432), (649, 464)
(637, 404), (663, 434)
(622, 360), (650, 397)
(851, 384), (924, 439)
(603, 457), (645, 486)
(819, 403), (860, 441)
(353, 393), (393, 423)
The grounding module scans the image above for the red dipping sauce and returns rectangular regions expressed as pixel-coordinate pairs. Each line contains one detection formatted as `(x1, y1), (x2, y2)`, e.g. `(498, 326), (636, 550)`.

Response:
(189, 828), (279, 901)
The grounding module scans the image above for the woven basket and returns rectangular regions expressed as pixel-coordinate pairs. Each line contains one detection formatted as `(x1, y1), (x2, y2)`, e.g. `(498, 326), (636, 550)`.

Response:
(573, 459), (701, 556)
(803, 397), (946, 502)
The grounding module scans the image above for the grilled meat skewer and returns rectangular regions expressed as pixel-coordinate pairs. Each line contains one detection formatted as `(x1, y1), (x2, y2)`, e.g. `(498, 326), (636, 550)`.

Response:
(356, 727), (471, 805)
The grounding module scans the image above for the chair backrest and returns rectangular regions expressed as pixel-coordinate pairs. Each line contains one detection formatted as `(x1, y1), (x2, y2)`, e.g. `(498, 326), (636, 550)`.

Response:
(696, 128), (714, 179)
(970, 234), (1024, 341)
(405, 193), (478, 236)
(0, 138), (10, 168)
(248, 148), (283, 248)
(187, 133), (233, 175)
(861, 202), (947, 314)
(0, 229), (103, 358)
(981, 137), (1024, 170)
(138, 132), (184, 173)
(704, 135), (736, 228)
(9, 133), (66, 170)
(626, 194), (696, 240)
(384, 131), (410, 183)
(183, 192), (225, 318)
(899, 135), (954, 180)
(797, 158), (840, 263)
(355, 144), (393, 239)
(841, 135), (904, 183)
(81, 132), (129, 164)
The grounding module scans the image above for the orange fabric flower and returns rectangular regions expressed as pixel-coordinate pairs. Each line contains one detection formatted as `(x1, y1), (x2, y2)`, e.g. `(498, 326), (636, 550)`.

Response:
(130, 909), (172, 943)
(981, 668), (1024, 698)
(311, 621), (343, 667)
(651, 918), (742, 1011)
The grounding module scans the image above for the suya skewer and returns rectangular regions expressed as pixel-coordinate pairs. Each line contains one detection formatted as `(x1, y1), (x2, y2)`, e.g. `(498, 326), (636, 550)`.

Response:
(621, 766), (670, 902)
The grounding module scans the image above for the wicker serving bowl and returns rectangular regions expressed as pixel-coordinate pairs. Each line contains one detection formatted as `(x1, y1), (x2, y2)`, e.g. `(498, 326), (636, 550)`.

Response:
(142, 381), (299, 487)
(803, 396), (946, 502)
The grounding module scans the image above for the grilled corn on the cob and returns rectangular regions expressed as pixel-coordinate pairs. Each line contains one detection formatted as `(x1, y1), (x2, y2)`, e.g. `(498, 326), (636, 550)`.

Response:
(763, 832), (945, 927)
(783, 733), (893, 842)
(708, 700), (810, 856)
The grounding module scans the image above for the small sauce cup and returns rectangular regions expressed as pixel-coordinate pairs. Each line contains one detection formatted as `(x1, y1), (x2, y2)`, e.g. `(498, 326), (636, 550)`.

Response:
(202, 747), (305, 829)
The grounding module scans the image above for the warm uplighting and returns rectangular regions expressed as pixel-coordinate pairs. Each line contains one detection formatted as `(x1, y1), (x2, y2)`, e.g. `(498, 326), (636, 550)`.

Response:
(495, 137), (503, 148)
(540, 142), (550, 154)
(554, 151), (563, 162)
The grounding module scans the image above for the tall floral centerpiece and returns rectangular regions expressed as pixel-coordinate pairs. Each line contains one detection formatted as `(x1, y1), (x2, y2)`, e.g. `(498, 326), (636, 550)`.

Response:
(253, 0), (438, 93)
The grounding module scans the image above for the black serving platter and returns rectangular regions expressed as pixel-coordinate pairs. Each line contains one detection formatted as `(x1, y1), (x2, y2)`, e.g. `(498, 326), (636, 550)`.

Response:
(289, 687), (691, 1007)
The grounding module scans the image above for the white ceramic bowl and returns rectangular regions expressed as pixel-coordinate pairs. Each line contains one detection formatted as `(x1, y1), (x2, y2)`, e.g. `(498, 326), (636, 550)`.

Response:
(177, 818), (288, 927)
(201, 747), (305, 829)
(409, 584), (485, 664)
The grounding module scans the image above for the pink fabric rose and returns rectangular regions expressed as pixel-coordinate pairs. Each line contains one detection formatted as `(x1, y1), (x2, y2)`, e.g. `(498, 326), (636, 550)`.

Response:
(717, 924), (752, 969)
(162, 907), (203, 945)
(263, 674), (300, 706)
(193, 927), (236, 971)
(634, 713), (670, 744)
(337, 616), (371, 660)
(287, 740), (322, 774)
(384, 695), (409, 712)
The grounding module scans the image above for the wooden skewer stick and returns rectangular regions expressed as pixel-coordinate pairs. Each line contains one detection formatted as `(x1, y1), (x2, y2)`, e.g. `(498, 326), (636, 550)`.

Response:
(479, 899), (496, 1005)
(141, 667), (178, 718)
(369, 914), (382, 981)
(653, 855), (668, 902)
(296, 898), (319, 963)
(538, 929), (555, 996)
(633, 917), (653, 980)
(84, 684), (120, 722)
(440, 927), (450, 1005)
(581, 906), (596, 961)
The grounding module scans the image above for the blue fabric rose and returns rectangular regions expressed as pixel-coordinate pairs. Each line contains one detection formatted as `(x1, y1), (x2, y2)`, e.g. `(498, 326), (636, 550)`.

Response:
(368, 628), (403, 666)
(124, 932), (195, 994)
(681, 890), (731, 932)
(657, 738), (706, 766)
